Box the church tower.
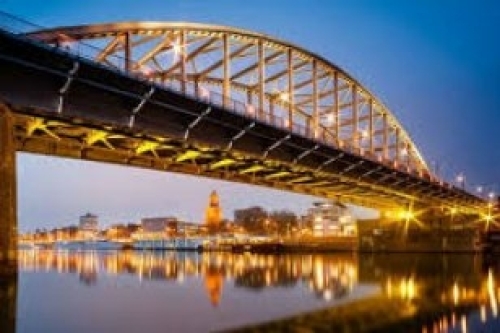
[205,190,222,228]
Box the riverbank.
[222,295,478,333]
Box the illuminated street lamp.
[279,92,289,102]
[324,113,335,126]
[456,173,465,190]
[172,41,182,55]
[198,86,210,100]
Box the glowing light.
[488,269,498,317]
[284,118,290,128]
[279,92,289,102]
[386,278,392,298]
[400,147,408,156]
[199,86,210,100]
[477,186,483,193]
[480,304,487,323]
[56,34,75,50]
[246,104,255,115]
[461,315,467,333]
[456,174,464,183]
[399,277,417,300]
[139,65,154,78]
[450,207,458,215]
[398,210,414,220]
[453,282,459,305]
[360,129,369,139]
[489,192,496,199]
[172,41,182,55]
[325,113,335,125]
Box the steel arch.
[29,21,429,175]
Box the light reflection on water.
[1,251,500,332]
[14,250,372,333]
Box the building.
[141,217,178,238]
[205,190,222,229]
[79,213,99,240]
[308,202,356,237]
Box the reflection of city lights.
[441,316,449,331]
[488,269,498,317]
[461,315,467,333]
[19,250,359,306]
[453,282,459,305]
[386,278,392,298]
[398,277,416,300]
[314,260,324,290]
[323,289,332,301]
[265,270,271,286]
[480,304,487,323]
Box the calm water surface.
[2,250,500,332]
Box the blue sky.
[2,0,499,230]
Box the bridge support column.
[0,104,17,276]
[0,273,17,333]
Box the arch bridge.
[0,17,486,267]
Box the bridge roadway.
[0,28,483,209]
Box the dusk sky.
[2,0,499,231]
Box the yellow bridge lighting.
[398,210,414,220]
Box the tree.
[234,206,268,234]
[269,210,298,235]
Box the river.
[1,250,500,332]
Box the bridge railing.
[0,11,459,190]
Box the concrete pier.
[0,104,17,276]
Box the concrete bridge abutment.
[0,104,17,276]
[0,273,17,333]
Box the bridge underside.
[0,29,483,213]
[11,107,418,209]
[5,104,478,212]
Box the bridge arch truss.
[30,22,429,176]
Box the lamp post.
[476,186,483,198]
[456,174,465,190]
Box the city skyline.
[4,0,499,230]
